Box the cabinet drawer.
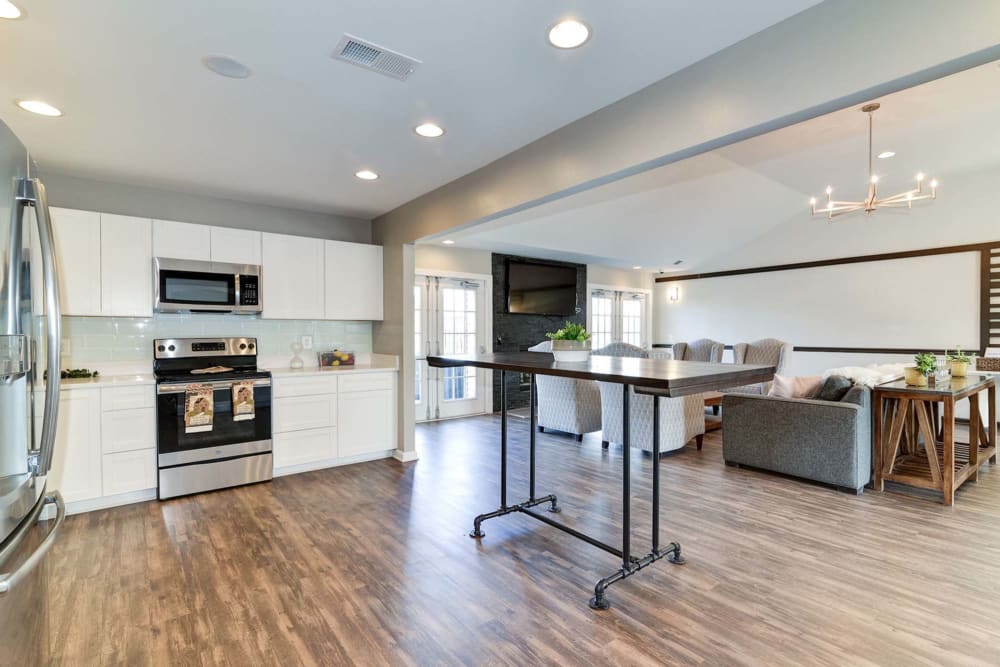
[101,407,156,454]
[338,373,394,394]
[273,395,337,433]
[273,427,337,468]
[102,386,155,412]
[102,449,156,496]
[273,375,338,398]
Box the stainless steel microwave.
[153,258,262,314]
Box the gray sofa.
[721,386,871,493]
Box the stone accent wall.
[491,253,587,410]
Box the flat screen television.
[506,260,577,315]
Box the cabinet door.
[273,428,337,468]
[325,240,382,320]
[45,389,102,504]
[210,227,262,265]
[50,207,102,316]
[262,233,325,319]
[101,407,155,454]
[337,388,394,458]
[102,450,155,495]
[101,214,152,317]
[153,220,211,261]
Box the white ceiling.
[0,1,820,219]
[443,61,1000,270]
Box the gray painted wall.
[41,171,372,243]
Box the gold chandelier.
[810,103,938,219]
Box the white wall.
[414,245,492,275]
[587,266,652,291]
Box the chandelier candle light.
[810,103,938,219]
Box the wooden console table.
[874,374,997,505]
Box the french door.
[589,288,649,349]
[415,274,490,421]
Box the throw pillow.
[767,374,823,399]
[814,375,853,402]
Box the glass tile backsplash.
[52,314,372,366]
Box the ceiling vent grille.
[331,34,421,81]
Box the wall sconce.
[668,286,680,302]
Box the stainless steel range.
[153,337,272,499]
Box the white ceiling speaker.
[332,34,421,81]
[201,55,252,79]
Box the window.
[589,288,648,349]
[590,293,614,350]
[441,285,478,401]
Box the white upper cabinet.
[100,214,152,317]
[50,207,102,316]
[153,220,211,261]
[324,240,383,320]
[262,233,325,319]
[209,227,261,265]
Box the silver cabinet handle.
[158,378,271,394]
[0,491,65,595]
[18,178,61,476]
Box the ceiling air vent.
[331,34,421,81]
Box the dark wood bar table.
[874,374,997,505]
[426,351,775,610]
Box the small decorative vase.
[551,339,591,363]
[949,361,969,377]
[290,341,304,369]
[904,366,928,387]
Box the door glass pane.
[441,285,477,401]
[591,294,613,350]
[621,297,643,347]
[414,284,423,359]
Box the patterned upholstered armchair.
[672,338,724,363]
[727,338,793,394]
[593,342,705,454]
[527,341,602,441]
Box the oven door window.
[159,270,235,306]
[157,385,271,455]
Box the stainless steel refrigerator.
[0,118,64,665]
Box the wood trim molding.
[654,242,997,283]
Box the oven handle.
[157,378,271,394]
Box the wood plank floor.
[37,415,1000,666]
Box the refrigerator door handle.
[0,492,65,596]
[18,178,62,475]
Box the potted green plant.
[904,352,937,387]
[546,322,592,362]
[946,348,971,377]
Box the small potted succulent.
[904,352,937,387]
[946,348,971,378]
[546,322,592,362]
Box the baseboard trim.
[393,449,419,463]
[43,488,158,518]
[274,450,395,477]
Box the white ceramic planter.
[551,339,591,363]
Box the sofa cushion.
[767,374,822,399]
[814,375,853,402]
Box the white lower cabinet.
[101,407,155,454]
[271,371,396,474]
[273,428,337,469]
[45,389,103,504]
[102,450,156,496]
[338,389,394,458]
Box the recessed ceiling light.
[632,266,642,270]
[0,1,21,19]
[877,151,895,159]
[355,169,379,181]
[548,19,591,49]
[442,239,455,245]
[201,55,252,79]
[414,122,445,138]
[16,100,62,117]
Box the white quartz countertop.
[266,358,399,378]
[48,373,157,391]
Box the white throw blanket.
[822,363,906,387]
